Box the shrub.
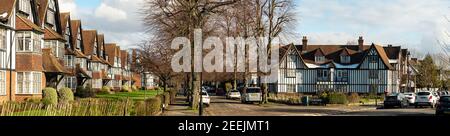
[121,85,132,92]
[347,93,360,103]
[58,87,74,103]
[145,97,162,115]
[42,87,58,106]
[225,83,233,92]
[131,85,138,92]
[98,86,112,95]
[327,92,348,104]
[25,97,41,104]
[75,86,96,98]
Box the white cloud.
[94,3,127,22]
[59,0,146,49]
[295,0,450,54]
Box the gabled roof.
[0,0,16,22]
[59,12,70,34]
[70,20,82,49]
[36,0,49,27]
[280,43,395,70]
[82,30,97,55]
[121,50,128,68]
[383,46,401,60]
[105,43,118,65]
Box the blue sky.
[61,0,450,59]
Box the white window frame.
[64,76,77,91]
[315,56,325,63]
[16,32,42,53]
[341,55,351,63]
[0,71,6,96]
[16,72,42,94]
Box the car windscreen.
[230,90,239,93]
[417,92,430,96]
[404,94,413,96]
[246,89,261,93]
[440,97,450,102]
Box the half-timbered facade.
[15,0,46,101]
[105,43,122,91]
[271,37,399,94]
[0,0,17,102]
[70,20,91,88]
[42,0,68,90]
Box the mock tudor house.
[70,20,91,88]
[105,43,122,91]
[96,34,112,88]
[42,0,68,90]
[121,50,131,87]
[270,37,400,94]
[15,0,47,101]
[81,30,102,90]
[59,12,77,91]
[0,0,17,102]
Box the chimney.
[302,36,308,50]
[358,36,364,51]
[388,44,393,47]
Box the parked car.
[403,92,416,105]
[384,93,409,108]
[201,91,210,107]
[226,89,241,100]
[241,87,262,103]
[436,96,450,116]
[415,91,439,108]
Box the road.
[205,96,435,116]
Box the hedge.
[42,87,58,106]
[121,85,132,92]
[327,92,348,104]
[75,86,96,98]
[145,96,162,115]
[58,87,74,103]
[99,86,112,95]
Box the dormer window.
[315,56,326,63]
[46,0,56,30]
[341,55,351,63]
[17,0,33,20]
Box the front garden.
[0,85,178,116]
[268,91,384,106]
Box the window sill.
[15,93,42,95]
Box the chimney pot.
[302,36,308,49]
[358,36,364,51]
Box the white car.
[241,87,262,103]
[226,90,241,100]
[415,91,439,108]
[403,92,416,105]
[201,91,210,106]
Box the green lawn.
[96,90,163,101]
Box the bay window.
[64,55,74,68]
[64,76,77,91]
[17,72,42,94]
[17,32,41,53]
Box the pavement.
[162,96,198,116]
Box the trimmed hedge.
[131,85,138,92]
[75,86,96,98]
[99,86,112,95]
[145,96,162,115]
[121,85,132,92]
[58,87,74,103]
[347,93,360,103]
[42,87,58,106]
[327,92,348,104]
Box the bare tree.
[142,0,238,110]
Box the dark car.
[436,96,450,116]
[384,93,409,108]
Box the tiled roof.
[44,27,65,41]
[36,0,49,27]
[60,12,70,34]
[70,20,81,49]
[90,55,102,63]
[280,44,394,70]
[42,48,69,73]
[16,15,44,32]
[74,49,88,58]
[0,0,16,22]
[383,46,401,60]
[121,50,128,68]
[82,30,97,55]
[105,43,117,65]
